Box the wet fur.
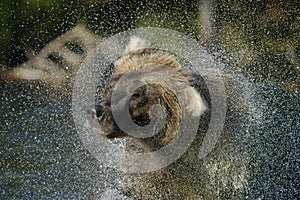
[92,37,248,199]
[97,37,207,147]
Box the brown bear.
[90,37,248,199]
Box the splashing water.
[1,28,298,199]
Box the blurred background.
[0,0,299,199]
[0,0,299,91]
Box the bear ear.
[124,36,149,54]
[182,86,207,117]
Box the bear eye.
[130,94,148,108]
[131,93,141,98]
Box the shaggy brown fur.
[97,37,206,148]
[91,37,248,199]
